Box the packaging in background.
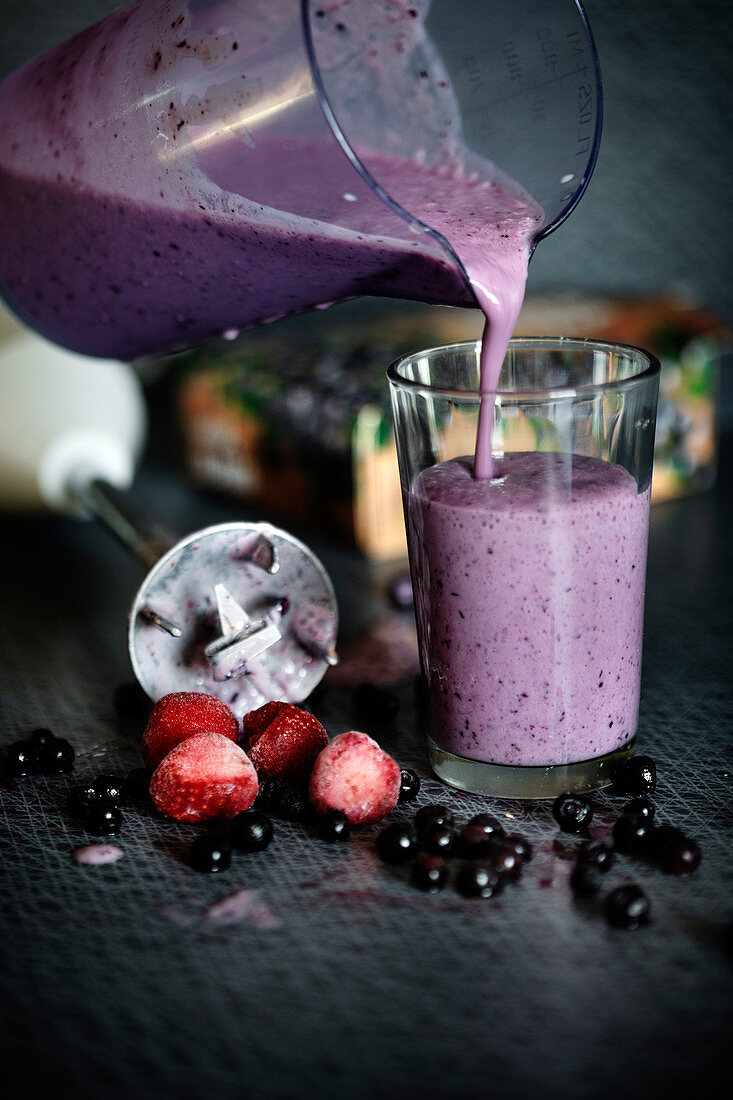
[178,294,726,562]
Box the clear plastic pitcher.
[0,0,601,360]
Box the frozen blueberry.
[271,780,312,821]
[455,861,504,899]
[190,834,231,873]
[85,802,123,836]
[252,777,281,812]
[577,839,614,873]
[490,841,523,882]
[410,855,448,893]
[91,774,130,806]
[388,573,414,610]
[610,755,657,797]
[552,793,593,833]
[657,833,702,876]
[398,769,421,804]
[503,833,533,864]
[230,809,274,852]
[68,781,99,819]
[622,796,655,821]
[4,741,38,778]
[352,683,400,722]
[421,822,456,857]
[28,728,55,752]
[605,884,650,929]
[256,778,309,820]
[415,803,455,837]
[37,737,75,775]
[570,862,603,897]
[612,812,652,855]
[376,822,420,864]
[647,823,685,859]
[466,813,505,839]
[317,809,350,843]
[455,824,496,860]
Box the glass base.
[428,736,637,799]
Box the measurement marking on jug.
[465,66,591,116]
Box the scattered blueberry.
[455,861,504,899]
[552,793,593,833]
[4,741,38,778]
[466,813,505,839]
[398,769,421,804]
[85,802,123,836]
[316,809,350,843]
[421,822,456,857]
[352,682,400,722]
[269,780,312,821]
[388,573,414,610]
[503,833,532,864]
[656,832,702,876]
[376,822,420,864]
[410,855,448,893]
[612,812,652,855]
[90,774,130,806]
[68,781,99,819]
[576,839,614,873]
[490,841,523,882]
[647,823,685,858]
[189,834,231,873]
[252,777,281,812]
[37,737,75,775]
[28,728,55,752]
[455,824,496,860]
[605,883,650,929]
[610,755,657,797]
[230,809,274,852]
[570,862,603,897]
[622,796,655,820]
[415,803,455,837]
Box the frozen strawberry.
[240,700,289,749]
[142,692,239,769]
[243,701,328,783]
[150,732,258,823]
[309,731,401,825]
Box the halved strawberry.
[142,692,239,769]
[309,731,401,825]
[243,701,328,783]
[150,732,258,823]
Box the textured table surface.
[1,390,731,1100]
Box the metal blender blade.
[75,480,338,719]
[127,521,338,720]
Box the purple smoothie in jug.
[407,452,651,767]
[0,0,539,361]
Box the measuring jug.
[0,0,601,361]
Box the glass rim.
[386,337,661,402]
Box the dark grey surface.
[0,3,731,1095]
[0,369,731,1100]
[0,0,731,321]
